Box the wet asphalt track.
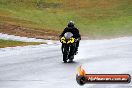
[0,37,132,88]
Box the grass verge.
[0,0,132,39]
[0,39,43,48]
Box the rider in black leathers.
[60,21,81,54]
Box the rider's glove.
[75,38,79,42]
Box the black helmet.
[67,21,74,27]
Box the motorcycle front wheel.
[63,45,69,63]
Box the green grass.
[0,0,132,38]
[0,39,43,48]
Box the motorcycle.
[60,32,77,63]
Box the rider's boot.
[75,47,78,55]
[69,55,74,62]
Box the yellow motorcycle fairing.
[60,37,75,44]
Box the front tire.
[68,44,75,61]
[63,45,69,63]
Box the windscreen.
[64,32,73,39]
